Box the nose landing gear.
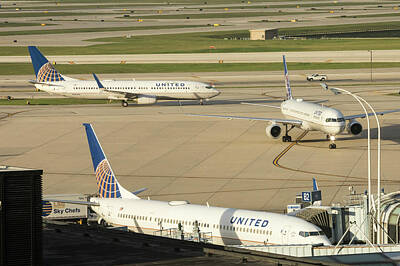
[329,135,337,149]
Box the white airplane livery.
[191,55,400,149]
[28,46,220,107]
[49,123,331,246]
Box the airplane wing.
[104,89,139,99]
[44,199,99,206]
[188,113,302,126]
[344,108,400,120]
[241,102,281,109]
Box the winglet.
[92,73,105,89]
[312,178,319,191]
[283,55,293,100]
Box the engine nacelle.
[266,124,282,139]
[136,96,157,105]
[347,119,362,135]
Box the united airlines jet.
[191,55,400,149]
[28,46,220,106]
[47,123,330,246]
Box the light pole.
[321,83,382,243]
[356,97,381,243]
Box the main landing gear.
[122,101,128,107]
[328,135,337,149]
[199,99,204,105]
[282,124,295,142]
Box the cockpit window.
[299,231,324,237]
[205,85,214,89]
[326,117,344,122]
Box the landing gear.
[328,135,337,149]
[199,99,204,105]
[122,101,128,107]
[282,124,295,142]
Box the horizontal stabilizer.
[132,187,147,195]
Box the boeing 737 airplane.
[47,123,331,246]
[190,55,400,149]
[28,46,220,106]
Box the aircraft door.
[280,225,291,244]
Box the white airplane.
[190,55,400,149]
[28,46,220,107]
[47,123,331,246]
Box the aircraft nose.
[214,89,221,97]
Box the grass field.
[0,24,207,37]
[191,1,399,9]
[339,12,400,19]
[4,29,400,56]
[2,62,400,76]
[20,0,316,3]
[0,22,50,27]
[0,11,103,18]
[0,98,111,105]
[124,11,320,19]
[279,21,400,35]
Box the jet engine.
[266,124,282,139]
[347,119,362,135]
[136,96,157,105]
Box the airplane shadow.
[218,208,241,246]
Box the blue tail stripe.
[283,55,292,100]
[83,123,122,198]
[28,46,49,77]
[83,123,106,172]
[28,46,64,82]
[313,178,318,191]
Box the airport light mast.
[321,84,375,241]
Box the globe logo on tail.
[95,159,121,198]
[42,200,52,217]
[37,62,64,82]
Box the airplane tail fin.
[28,46,75,82]
[83,123,138,199]
[312,178,318,191]
[283,55,293,100]
[312,178,321,206]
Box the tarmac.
[0,72,398,213]
[0,0,400,214]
